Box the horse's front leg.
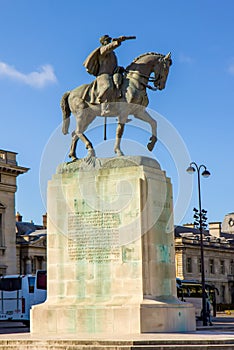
[134,109,157,151]
[78,131,96,160]
[114,122,125,156]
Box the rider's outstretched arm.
[100,40,121,55]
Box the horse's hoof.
[115,149,124,157]
[62,128,69,135]
[84,149,96,164]
[69,154,78,161]
[147,136,157,151]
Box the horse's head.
[153,52,172,90]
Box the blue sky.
[1,0,234,226]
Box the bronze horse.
[61,52,172,161]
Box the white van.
[0,271,47,325]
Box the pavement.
[196,312,234,331]
[0,312,234,343]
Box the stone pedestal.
[31,156,195,334]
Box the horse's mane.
[132,52,164,63]
[125,52,165,71]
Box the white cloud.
[0,61,57,88]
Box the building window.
[220,260,225,274]
[0,267,6,276]
[209,259,215,274]
[186,257,192,273]
[0,152,5,162]
[38,257,43,270]
[198,257,201,273]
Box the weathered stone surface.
[31,156,195,334]
[56,156,161,173]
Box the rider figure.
[83,34,133,115]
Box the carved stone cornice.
[0,164,29,176]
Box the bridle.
[125,61,165,91]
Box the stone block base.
[31,302,141,334]
[31,157,196,335]
[140,298,196,332]
[31,298,195,334]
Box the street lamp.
[186,162,211,326]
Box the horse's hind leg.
[70,113,96,161]
[114,122,125,156]
[69,129,95,161]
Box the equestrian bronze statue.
[61,35,172,161]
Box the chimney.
[43,213,47,229]
[209,222,221,237]
[16,211,22,222]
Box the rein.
[126,69,157,82]
[125,69,159,91]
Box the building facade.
[175,216,234,305]
[0,149,29,275]
[16,212,47,274]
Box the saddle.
[82,69,124,105]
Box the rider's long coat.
[83,41,121,102]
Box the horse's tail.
[60,91,71,135]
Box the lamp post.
[186,162,211,326]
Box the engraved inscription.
[68,211,121,262]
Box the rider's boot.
[116,88,122,98]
